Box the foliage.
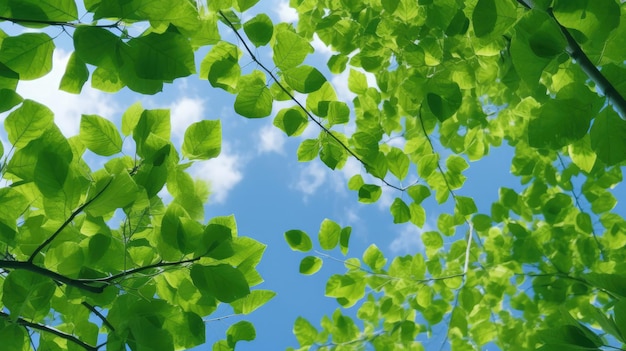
[0,0,626,350]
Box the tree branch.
[0,311,99,351]
[28,178,113,263]
[217,11,407,192]
[0,260,105,293]
[515,0,626,119]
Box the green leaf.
[243,13,273,47]
[273,29,313,70]
[390,198,411,224]
[339,227,351,255]
[226,321,256,348]
[0,33,54,80]
[456,196,477,216]
[319,218,341,250]
[191,264,250,303]
[3,0,78,22]
[2,270,56,320]
[182,120,222,160]
[59,52,88,94]
[568,135,596,172]
[80,114,123,156]
[358,184,382,203]
[348,69,368,94]
[299,256,323,275]
[297,139,319,161]
[283,65,326,93]
[34,150,69,196]
[363,244,386,270]
[472,0,516,38]
[387,147,409,180]
[85,172,139,217]
[553,0,619,43]
[121,101,144,136]
[590,108,626,166]
[0,88,22,113]
[234,71,273,118]
[4,99,53,148]
[200,41,241,93]
[327,101,350,126]
[273,107,308,136]
[128,31,195,80]
[285,229,313,252]
[293,317,318,347]
[427,82,462,121]
[615,299,626,342]
[231,290,276,314]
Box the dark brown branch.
[217,11,406,192]
[28,179,113,263]
[0,260,105,293]
[0,311,99,351]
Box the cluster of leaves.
[1,0,626,350]
[0,96,271,349]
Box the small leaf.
[226,321,255,348]
[283,65,326,93]
[273,29,313,70]
[299,256,323,275]
[182,120,222,160]
[363,244,386,270]
[358,184,382,203]
[390,198,411,223]
[339,227,351,255]
[231,290,276,314]
[285,230,313,252]
[273,107,308,136]
[59,52,89,94]
[319,218,341,250]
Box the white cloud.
[258,123,286,154]
[311,34,333,57]
[169,96,206,140]
[389,224,426,255]
[188,144,243,203]
[15,49,117,137]
[293,161,327,196]
[275,0,298,22]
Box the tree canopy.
[1,0,626,350]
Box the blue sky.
[2,1,625,350]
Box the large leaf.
[127,31,195,80]
[590,108,626,166]
[0,33,54,79]
[190,264,250,303]
[272,29,313,70]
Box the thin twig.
[81,302,115,332]
[79,256,201,283]
[217,10,406,191]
